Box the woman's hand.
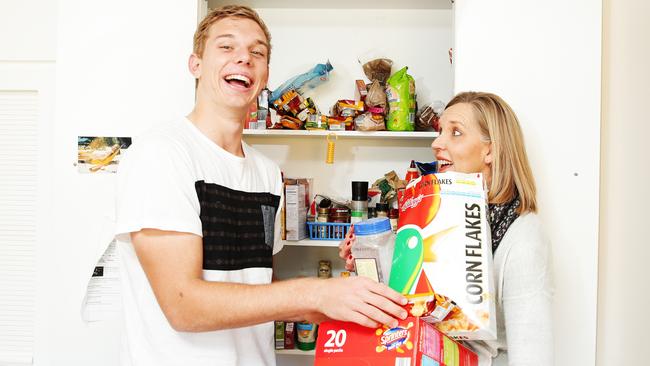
[338,225,356,271]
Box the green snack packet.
[386,66,416,131]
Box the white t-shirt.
[115,117,284,366]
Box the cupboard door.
[51,1,198,365]
[454,1,601,366]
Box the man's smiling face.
[191,17,269,110]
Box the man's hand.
[314,276,407,328]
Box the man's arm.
[132,228,407,332]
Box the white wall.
[41,1,197,365]
[0,0,58,364]
[597,0,650,364]
[0,0,57,60]
[454,1,601,365]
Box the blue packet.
[415,161,438,175]
[270,61,333,102]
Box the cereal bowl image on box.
[390,172,497,340]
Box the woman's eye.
[452,129,462,137]
[219,45,233,50]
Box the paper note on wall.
[81,239,121,322]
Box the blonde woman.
[340,91,553,365]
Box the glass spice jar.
[389,208,399,233]
[328,207,350,239]
[318,260,332,279]
[376,203,389,218]
[317,207,329,238]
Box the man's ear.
[188,54,201,78]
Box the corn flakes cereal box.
[389,172,497,340]
[315,316,478,366]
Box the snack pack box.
[284,178,312,241]
[314,316,478,366]
[390,172,497,340]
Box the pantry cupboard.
[43,0,600,365]
[210,2,455,364]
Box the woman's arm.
[501,227,554,365]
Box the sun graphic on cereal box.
[375,322,414,354]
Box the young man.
[114,5,407,366]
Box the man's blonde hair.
[193,5,272,62]
[446,92,537,214]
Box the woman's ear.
[483,142,493,165]
[188,54,201,78]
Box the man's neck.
[187,100,246,157]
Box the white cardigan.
[468,213,554,366]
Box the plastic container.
[307,222,351,240]
[351,218,395,283]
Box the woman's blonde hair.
[193,5,272,62]
[446,92,537,214]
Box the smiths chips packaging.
[389,172,497,340]
[315,316,478,366]
[386,66,416,131]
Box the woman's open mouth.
[437,159,453,172]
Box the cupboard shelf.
[275,349,315,356]
[243,129,438,139]
[209,0,453,10]
[281,239,339,248]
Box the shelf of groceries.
[243,129,438,139]
[244,59,444,138]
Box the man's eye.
[219,45,233,50]
[251,50,265,57]
[452,129,462,137]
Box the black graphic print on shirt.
[195,181,280,271]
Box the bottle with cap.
[405,160,420,183]
[350,181,368,224]
[351,217,395,283]
[389,208,399,233]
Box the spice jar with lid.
[328,207,350,239]
[375,202,389,218]
[317,207,329,238]
[318,260,332,279]
[389,208,399,233]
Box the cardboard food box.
[283,178,312,241]
[274,321,285,350]
[391,172,497,340]
[315,316,478,366]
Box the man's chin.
[220,95,254,110]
